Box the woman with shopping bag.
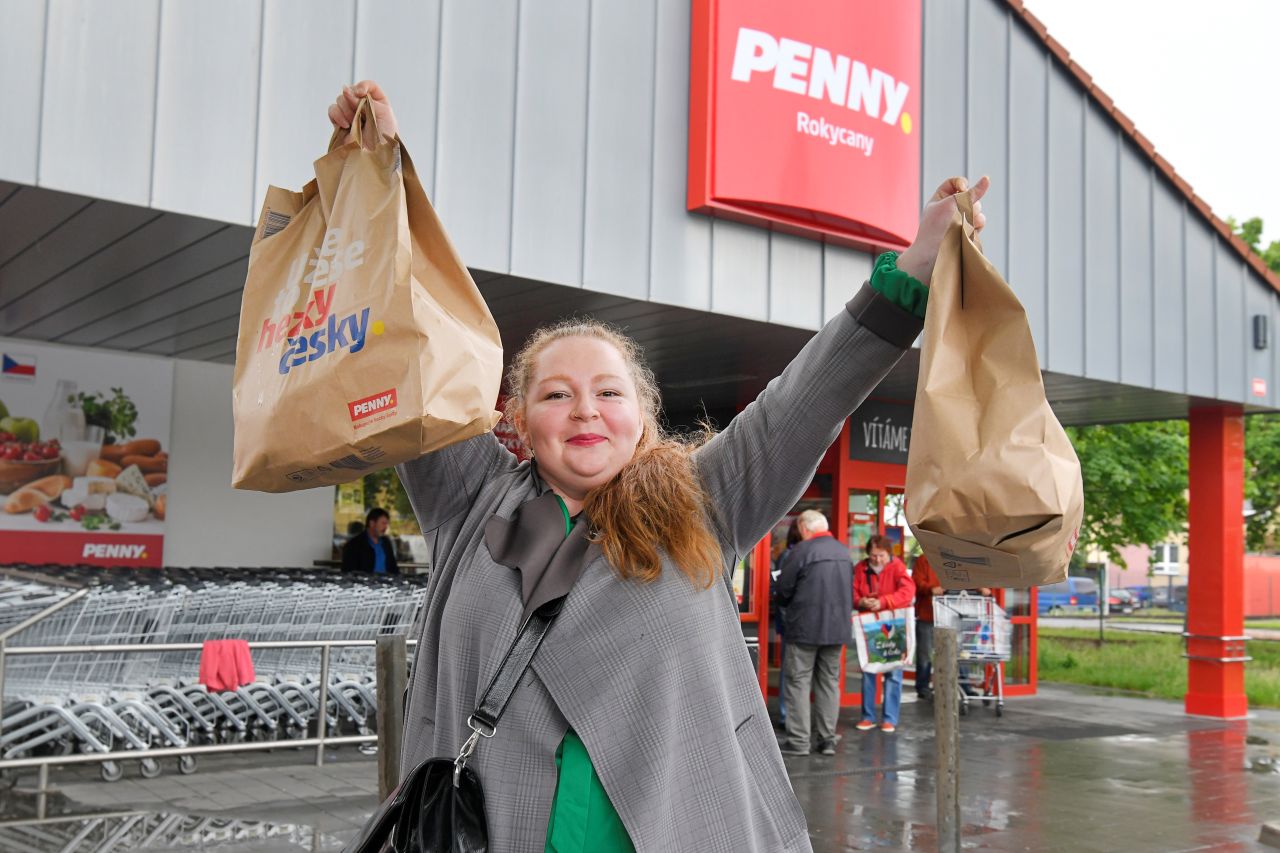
[331,82,988,853]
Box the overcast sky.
[1023,0,1280,246]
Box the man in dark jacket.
[341,507,400,575]
[775,509,854,756]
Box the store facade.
[3,0,1278,716]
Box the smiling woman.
[501,319,721,588]
[329,79,988,853]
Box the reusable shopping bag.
[905,190,1083,589]
[232,98,503,492]
[853,608,915,673]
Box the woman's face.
[521,336,644,501]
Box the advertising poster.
[0,339,174,568]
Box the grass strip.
[1038,628,1280,708]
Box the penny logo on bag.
[349,388,398,423]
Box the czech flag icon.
[1,353,36,379]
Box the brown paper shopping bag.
[904,191,1083,588]
[232,98,502,492]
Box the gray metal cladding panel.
[1045,72,1084,375]
[1083,104,1119,383]
[0,201,159,325]
[44,225,248,346]
[508,0,589,288]
[254,0,355,219]
[1117,141,1154,388]
[173,335,239,363]
[710,219,768,320]
[152,0,260,225]
[823,245,872,325]
[433,0,518,274]
[1006,22,1047,360]
[2,213,226,337]
[0,0,45,186]
[966,0,1008,278]
[353,0,442,198]
[922,0,967,208]
[1215,243,1246,400]
[40,0,160,207]
[1274,291,1280,409]
[1151,180,1185,392]
[118,289,243,353]
[0,185,90,268]
[649,0,711,312]
[1183,216,1215,397]
[583,1,658,299]
[59,252,248,348]
[768,232,823,330]
[1245,270,1274,407]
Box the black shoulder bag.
[344,597,565,853]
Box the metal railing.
[1181,631,1253,664]
[0,637,415,787]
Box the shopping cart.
[933,593,1012,717]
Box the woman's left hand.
[896,175,990,286]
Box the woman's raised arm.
[695,177,989,558]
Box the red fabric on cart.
[199,639,256,690]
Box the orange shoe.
[855,720,876,732]
[880,722,897,734]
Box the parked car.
[1107,588,1138,614]
[1037,577,1100,615]
[1150,584,1188,612]
[1123,586,1154,608]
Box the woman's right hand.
[328,80,400,140]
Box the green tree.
[1226,215,1280,274]
[361,468,417,527]
[1065,421,1188,565]
[1246,414,1280,551]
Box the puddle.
[1246,734,1271,746]
[1248,756,1280,774]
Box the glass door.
[847,489,880,557]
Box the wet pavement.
[1,684,1277,851]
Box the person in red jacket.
[911,553,944,700]
[853,535,916,733]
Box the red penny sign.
[688,0,923,249]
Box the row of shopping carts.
[0,811,345,852]
[0,564,427,781]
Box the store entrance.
[742,406,1039,717]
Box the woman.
[852,535,916,733]
[330,82,988,852]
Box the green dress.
[541,254,923,851]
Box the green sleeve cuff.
[869,251,928,319]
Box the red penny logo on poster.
[688,0,922,248]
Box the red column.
[1185,405,1248,718]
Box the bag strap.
[452,596,565,786]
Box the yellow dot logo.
[900,112,913,135]
[372,320,385,336]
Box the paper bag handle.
[952,189,984,254]
[327,95,383,153]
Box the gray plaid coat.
[397,282,922,852]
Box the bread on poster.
[5,488,49,514]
